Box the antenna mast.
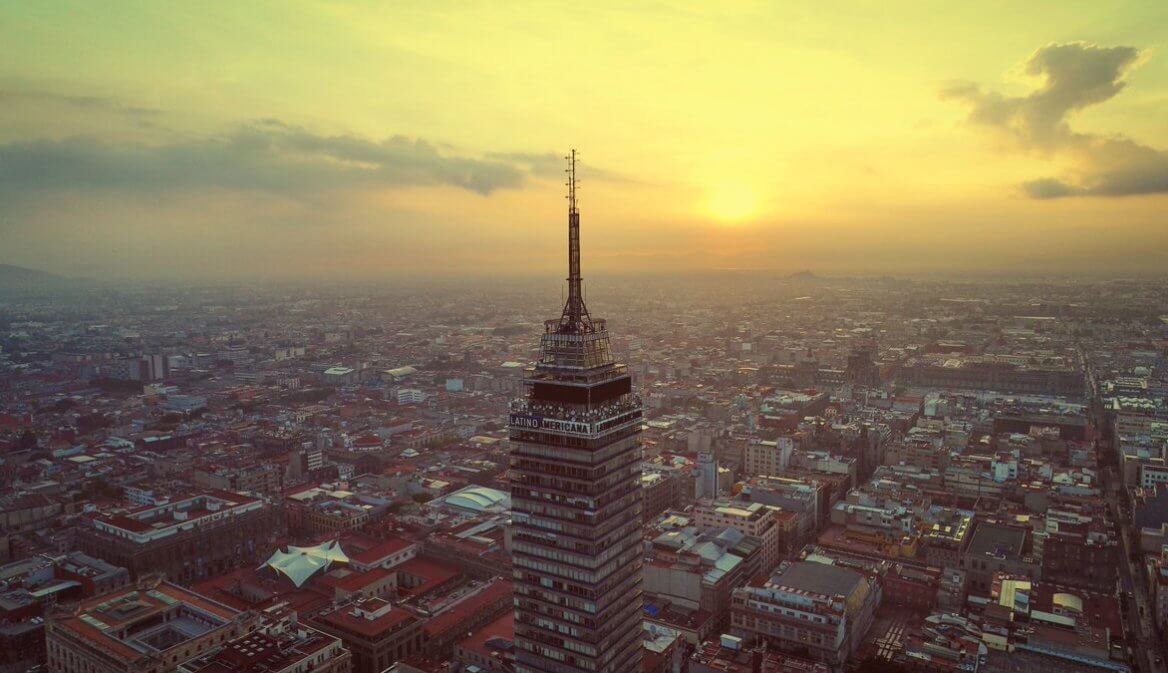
[560,149,592,332]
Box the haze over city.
[3,2,1167,281]
[5,6,1168,673]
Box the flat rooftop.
[965,522,1027,560]
[769,561,864,598]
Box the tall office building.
[509,150,645,673]
[695,452,719,499]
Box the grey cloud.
[0,122,529,197]
[0,87,163,117]
[943,42,1168,199]
[1021,178,1082,199]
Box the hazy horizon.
[3,2,1167,281]
[7,262,1168,292]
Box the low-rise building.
[694,501,782,577]
[45,579,258,673]
[960,521,1037,596]
[310,597,423,673]
[730,561,880,667]
[902,612,987,673]
[179,613,352,673]
[644,518,759,633]
[77,490,279,583]
[450,611,513,673]
[0,551,130,670]
[689,635,830,673]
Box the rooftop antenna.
[560,148,593,333]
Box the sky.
[1,1,1167,281]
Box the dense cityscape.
[3,5,1168,673]
[2,253,1168,673]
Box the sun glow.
[706,183,760,223]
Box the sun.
[706,183,759,223]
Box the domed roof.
[442,486,510,513]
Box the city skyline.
[3,223,1167,671]
[6,5,1168,673]
[3,2,1168,281]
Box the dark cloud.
[0,121,529,198]
[0,87,163,117]
[1020,178,1082,199]
[943,42,1168,199]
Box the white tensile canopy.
[264,539,349,587]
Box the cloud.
[943,42,1168,199]
[1020,177,1082,199]
[486,150,635,183]
[485,151,565,178]
[0,121,530,198]
[0,86,163,117]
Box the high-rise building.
[509,150,645,673]
[695,452,719,500]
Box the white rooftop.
[264,540,349,588]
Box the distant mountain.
[0,264,88,295]
[788,270,819,280]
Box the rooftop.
[313,596,417,639]
[52,581,240,665]
[438,485,510,513]
[179,627,342,673]
[457,610,514,659]
[767,560,865,599]
[966,521,1027,560]
[264,539,349,588]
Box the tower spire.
[561,148,592,333]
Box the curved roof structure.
[1052,592,1083,613]
[265,540,349,588]
[442,486,510,513]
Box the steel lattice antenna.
[560,148,593,333]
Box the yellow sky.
[1,1,1166,279]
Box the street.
[1103,464,1166,673]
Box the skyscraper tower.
[509,150,645,673]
